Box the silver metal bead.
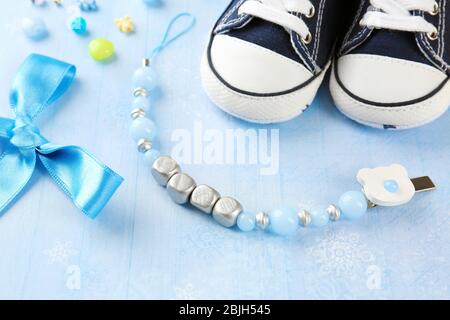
[326,205,341,222]
[298,209,312,227]
[142,58,151,67]
[190,185,221,214]
[151,156,181,186]
[166,173,196,205]
[133,87,149,97]
[212,197,242,228]
[255,211,270,230]
[137,139,152,153]
[130,108,146,119]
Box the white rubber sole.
[200,53,329,124]
[329,64,450,130]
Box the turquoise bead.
[237,211,256,232]
[144,149,160,165]
[268,207,299,237]
[132,96,151,112]
[143,0,162,6]
[133,67,158,91]
[130,117,157,142]
[338,191,368,220]
[384,179,399,193]
[310,206,330,227]
[70,16,87,35]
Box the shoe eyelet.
[306,6,315,18]
[429,2,439,15]
[301,33,313,44]
[427,30,439,41]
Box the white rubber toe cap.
[209,34,313,94]
[335,54,448,104]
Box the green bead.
[89,38,115,61]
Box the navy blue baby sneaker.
[330,0,450,129]
[201,0,351,123]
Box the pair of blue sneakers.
[201,0,450,129]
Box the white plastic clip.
[357,164,435,207]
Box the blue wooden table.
[0,0,449,299]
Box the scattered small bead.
[115,16,135,33]
[89,38,115,61]
[237,211,257,232]
[298,209,311,227]
[22,17,48,40]
[78,0,97,11]
[130,117,158,142]
[309,206,330,227]
[144,149,161,165]
[268,207,299,236]
[384,179,399,193]
[143,0,162,7]
[31,0,46,6]
[326,204,341,221]
[133,67,158,92]
[69,16,87,35]
[338,190,368,220]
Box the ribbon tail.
[37,144,123,219]
[0,145,36,214]
[0,118,14,139]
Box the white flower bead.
[357,164,415,207]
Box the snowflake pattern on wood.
[307,230,376,278]
[43,241,78,266]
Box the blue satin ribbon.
[0,54,123,219]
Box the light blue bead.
[237,211,256,232]
[268,207,299,237]
[132,96,151,112]
[150,138,160,150]
[338,191,368,220]
[22,17,48,41]
[144,149,160,165]
[130,117,157,142]
[70,16,87,35]
[310,206,330,227]
[133,67,158,91]
[384,179,399,193]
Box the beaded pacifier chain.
[128,13,436,237]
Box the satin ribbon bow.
[0,54,123,218]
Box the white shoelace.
[360,0,439,37]
[238,0,315,43]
